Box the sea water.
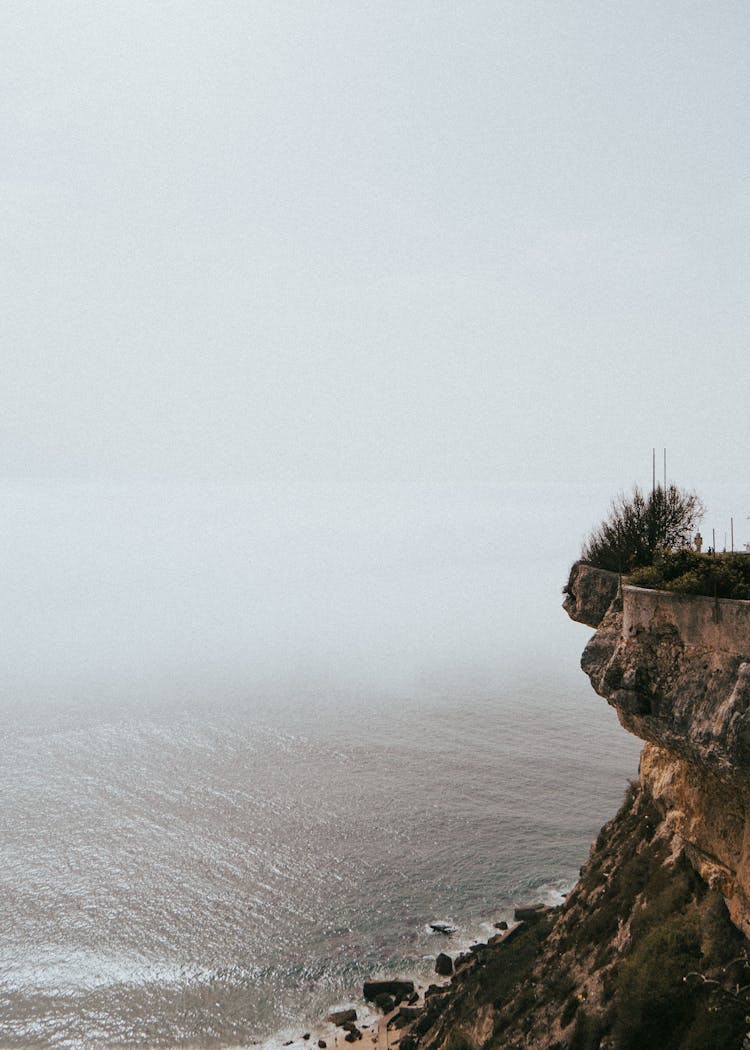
[0,482,641,1047]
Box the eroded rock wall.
[407,563,750,1050]
[566,560,750,937]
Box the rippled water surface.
[0,682,639,1048]
[0,481,642,1047]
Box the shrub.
[614,913,701,1049]
[581,484,704,572]
[628,551,750,600]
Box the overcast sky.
[3,3,750,699]
[4,0,749,492]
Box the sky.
[3,2,750,697]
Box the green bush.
[614,913,701,1049]
[628,551,750,600]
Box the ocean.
[0,482,641,1047]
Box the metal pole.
[663,448,666,489]
[652,448,656,496]
[731,518,734,552]
[713,528,716,553]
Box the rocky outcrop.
[573,565,750,939]
[563,562,620,628]
[412,779,749,1050]
[402,562,750,1049]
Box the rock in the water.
[318,1042,327,1048]
[327,1009,357,1027]
[429,922,455,935]
[494,920,508,930]
[343,1026,362,1042]
[363,979,414,1003]
[373,992,396,1013]
[434,952,453,976]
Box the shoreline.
[258,891,569,1050]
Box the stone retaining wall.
[622,584,750,656]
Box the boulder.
[388,1007,423,1030]
[429,922,455,935]
[434,952,453,976]
[373,993,396,1014]
[343,1027,362,1043]
[318,1042,327,1049]
[363,979,415,1003]
[494,920,508,931]
[327,1009,357,1027]
[513,903,546,922]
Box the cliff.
[397,562,750,1050]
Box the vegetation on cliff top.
[581,484,704,573]
[628,549,750,600]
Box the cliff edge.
[402,562,750,1050]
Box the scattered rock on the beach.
[327,1009,357,1026]
[302,1035,310,1041]
[318,1041,327,1048]
[513,903,546,921]
[434,952,453,976]
[494,920,508,930]
[388,1006,423,1030]
[363,979,414,1004]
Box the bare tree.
[582,484,705,572]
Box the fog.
[2,479,605,705]
[3,2,749,706]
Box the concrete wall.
[623,584,750,657]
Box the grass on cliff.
[628,549,750,600]
[548,785,748,1050]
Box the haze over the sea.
[2,1,749,1046]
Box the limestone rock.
[562,561,620,628]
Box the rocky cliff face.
[565,560,750,940]
[405,562,750,1050]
